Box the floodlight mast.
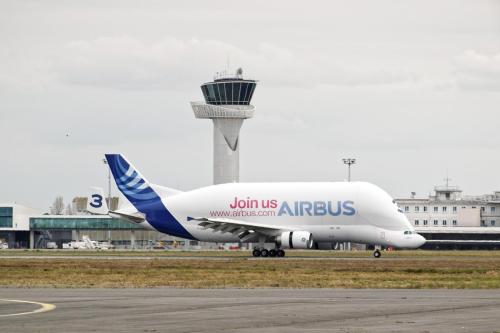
[342,158,356,182]
[102,158,111,242]
[342,158,356,251]
[191,68,257,184]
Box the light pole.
[342,158,356,182]
[342,158,356,252]
[103,159,111,243]
[102,159,112,208]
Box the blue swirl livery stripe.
[105,154,195,240]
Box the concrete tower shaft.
[190,69,257,184]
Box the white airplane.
[88,154,425,258]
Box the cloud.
[454,50,500,91]
[52,36,417,90]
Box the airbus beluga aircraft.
[88,154,426,258]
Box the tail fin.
[104,154,158,206]
[87,187,109,215]
[104,153,194,239]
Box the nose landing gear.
[373,249,381,258]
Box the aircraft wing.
[189,217,295,242]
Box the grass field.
[1,250,500,288]
[2,249,500,257]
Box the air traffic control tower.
[191,69,257,184]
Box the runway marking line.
[0,299,56,317]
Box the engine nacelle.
[278,231,313,249]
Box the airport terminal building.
[0,203,204,249]
[396,185,500,249]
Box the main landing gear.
[252,248,286,257]
[373,249,381,258]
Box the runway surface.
[1,289,499,332]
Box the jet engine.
[277,231,313,249]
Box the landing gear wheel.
[373,249,381,258]
[268,249,277,257]
[261,249,269,257]
[277,249,285,257]
[252,249,261,257]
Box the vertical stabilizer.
[104,154,157,206]
[87,187,109,215]
[103,153,194,239]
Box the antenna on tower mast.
[444,175,452,187]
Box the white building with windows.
[395,185,500,249]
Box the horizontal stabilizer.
[109,210,146,224]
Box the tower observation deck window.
[224,83,233,102]
[240,82,249,102]
[219,83,227,102]
[201,80,256,105]
[214,84,221,101]
[233,83,241,102]
[204,84,215,103]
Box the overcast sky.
[1,0,500,210]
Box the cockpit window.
[404,231,416,235]
[393,199,405,213]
